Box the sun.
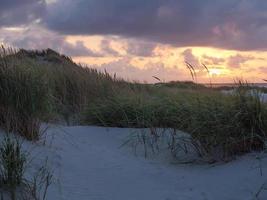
[209,68,222,76]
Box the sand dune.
[16,125,267,200]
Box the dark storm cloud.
[44,0,267,50]
[0,0,46,27]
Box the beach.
[8,125,266,200]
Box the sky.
[0,0,267,83]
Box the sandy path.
[40,126,267,200]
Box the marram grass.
[0,46,266,161]
[84,85,267,161]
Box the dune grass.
[0,137,26,190]
[84,84,267,161]
[0,46,266,161]
[0,47,126,139]
[0,48,51,140]
[0,135,53,200]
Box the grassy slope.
[0,47,266,161]
[0,47,126,138]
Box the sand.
[9,125,266,200]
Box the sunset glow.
[1,0,267,83]
[1,2,267,199]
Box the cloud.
[62,41,102,57]
[94,37,157,57]
[0,25,101,57]
[100,39,120,56]
[0,24,157,58]
[96,57,184,82]
[126,39,156,57]
[182,49,200,67]
[0,0,46,27]
[202,55,225,65]
[44,0,267,50]
[227,54,254,68]
[259,66,267,73]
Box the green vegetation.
[0,137,26,189]
[84,84,267,161]
[0,48,51,140]
[155,80,207,90]
[0,136,52,200]
[0,46,266,162]
[0,46,126,139]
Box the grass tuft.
[84,83,267,161]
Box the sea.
[204,83,267,88]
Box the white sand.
[262,93,267,102]
[2,125,267,200]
